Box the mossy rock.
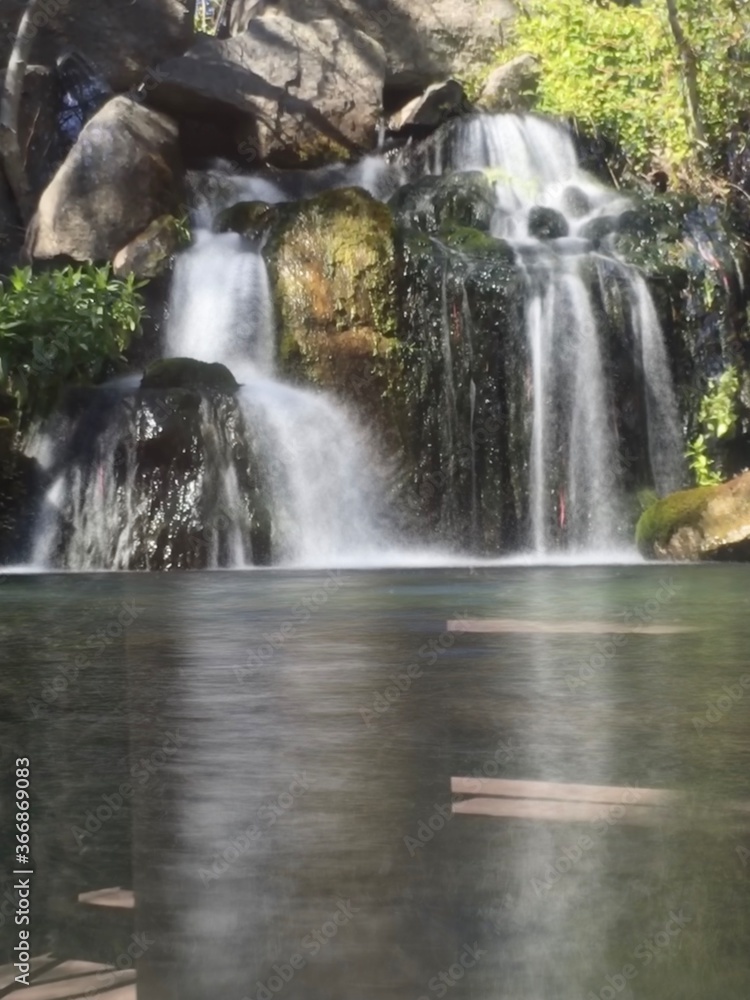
[439,225,515,259]
[390,172,495,236]
[215,201,276,241]
[636,471,750,560]
[141,358,239,392]
[264,186,398,373]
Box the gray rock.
[388,80,471,132]
[148,14,387,167]
[478,54,541,113]
[28,97,184,262]
[28,0,193,91]
[223,0,517,88]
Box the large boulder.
[636,472,750,560]
[477,54,541,112]
[27,96,184,262]
[26,0,193,91]
[148,15,387,167]
[263,187,401,420]
[224,1,517,90]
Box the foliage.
[686,366,739,485]
[504,0,750,176]
[0,264,145,412]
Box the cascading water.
[165,229,389,567]
[403,113,684,555]
[21,112,687,569]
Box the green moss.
[141,358,239,392]
[635,484,714,554]
[264,187,398,384]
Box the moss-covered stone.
[141,358,239,392]
[263,187,400,413]
[439,226,514,259]
[636,471,750,560]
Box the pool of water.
[3,565,750,999]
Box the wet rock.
[562,186,592,219]
[390,172,496,235]
[0,453,42,564]
[264,187,399,417]
[477,54,541,113]
[528,206,568,240]
[141,358,239,392]
[148,15,386,168]
[636,471,750,560]
[28,97,184,262]
[215,202,276,241]
[578,215,619,246]
[114,215,181,279]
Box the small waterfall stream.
[405,113,684,555]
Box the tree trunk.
[665,0,707,148]
[0,0,44,224]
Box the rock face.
[113,216,181,280]
[477,54,541,112]
[388,80,472,133]
[149,15,387,167]
[636,472,750,560]
[29,0,193,91]
[224,0,516,90]
[27,97,184,262]
[264,187,400,419]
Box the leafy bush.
[686,366,739,485]
[0,264,145,412]
[504,0,749,176]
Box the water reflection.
[3,567,750,999]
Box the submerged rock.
[141,358,239,392]
[28,97,184,262]
[390,171,496,234]
[636,472,750,560]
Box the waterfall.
[404,113,684,555]
[167,231,389,568]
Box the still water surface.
[3,566,750,1000]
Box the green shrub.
[686,366,739,485]
[0,264,145,413]
[505,0,749,176]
